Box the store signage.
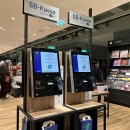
[23,0,59,22]
[115,40,122,44]
[108,38,130,46]
[82,50,87,52]
[48,46,55,49]
[68,11,93,29]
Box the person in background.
[91,60,103,102]
[91,60,103,82]
[12,62,17,76]
[0,60,11,99]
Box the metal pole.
[107,94,110,118]
[16,106,19,130]
[103,105,106,130]
[63,52,65,105]
[88,8,92,54]
[23,14,28,112]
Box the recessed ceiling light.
[12,17,15,20]
[33,34,36,36]
[0,27,5,30]
[46,26,51,29]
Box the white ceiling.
[0,0,130,54]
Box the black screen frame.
[30,47,62,97]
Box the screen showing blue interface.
[72,54,91,72]
[33,51,59,73]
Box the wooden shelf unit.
[67,101,103,110]
[92,91,109,96]
[29,106,73,119]
[17,105,76,130]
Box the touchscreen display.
[33,51,59,73]
[72,54,91,72]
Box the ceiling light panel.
[11,17,15,20]
[0,27,5,30]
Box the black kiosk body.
[68,51,93,93]
[30,47,63,98]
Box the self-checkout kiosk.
[67,51,93,93]
[30,47,63,98]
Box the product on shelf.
[120,50,128,58]
[42,120,58,130]
[107,76,130,91]
[120,59,128,66]
[113,59,121,66]
[128,50,130,57]
[128,59,130,66]
[79,113,92,130]
[22,117,30,130]
[109,69,118,77]
[111,50,119,58]
[108,68,130,90]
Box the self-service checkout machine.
[67,51,93,93]
[65,51,104,130]
[30,47,63,98]
[24,48,75,130]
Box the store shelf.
[108,88,130,107]
[92,91,109,96]
[67,101,103,110]
[108,39,130,107]
[29,106,73,119]
[66,101,106,130]
[17,105,76,130]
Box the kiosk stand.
[17,1,77,130]
[66,8,106,130]
[64,52,106,130]
[17,50,76,130]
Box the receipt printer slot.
[47,82,54,86]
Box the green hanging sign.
[48,46,55,49]
[82,50,87,52]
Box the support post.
[23,14,28,112]
[16,106,19,130]
[88,8,92,54]
[104,105,106,130]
